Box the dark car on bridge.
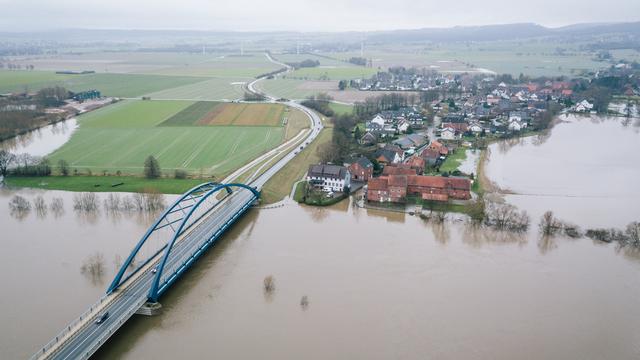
[95,312,109,325]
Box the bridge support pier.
[136,302,163,316]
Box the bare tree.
[34,195,47,217]
[484,202,530,232]
[0,149,16,177]
[49,197,64,217]
[80,252,105,285]
[539,211,560,236]
[73,192,99,212]
[625,222,640,247]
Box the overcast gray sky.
[1,0,639,32]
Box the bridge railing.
[29,293,109,360]
[78,296,148,360]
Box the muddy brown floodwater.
[1,114,640,359]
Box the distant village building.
[306,164,351,192]
[440,127,457,140]
[575,100,594,112]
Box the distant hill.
[2,22,640,45]
[366,22,640,43]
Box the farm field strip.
[143,77,248,101]
[160,101,222,126]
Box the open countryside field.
[285,66,377,80]
[9,52,219,73]
[0,71,208,97]
[272,53,349,67]
[327,40,608,77]
[160,102,286,126]
[202,103,285,126]
[144,53,282,78]
[143,77,247,100]
[256,78,416,103]
[48,100,288,176]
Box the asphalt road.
[35,56,323,360]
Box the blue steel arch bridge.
[32,182,261,360]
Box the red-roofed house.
[382,164,417,176]
[407,156,426,174]
[407,175,471,201]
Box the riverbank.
[4,175,206,194]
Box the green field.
[0,71,208,97]
[327,40,609,77]
[255,78,319,100]
[286,66,377,80]
[160,101,221,126]
[328,102,354,115]
[143,77,247,100]
[48,100,285,176]
[144,53,281,78]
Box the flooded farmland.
[1,114,640,359]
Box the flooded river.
[1,114,640,359]
[486,114,640,228]
[0,118,78,157]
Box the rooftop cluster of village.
[300,61,640,208]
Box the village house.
[428,140,449,156]
[575,99,594,112]
[406,156,426,174]
[440,127,457,140]
[359,132,378,146]
[420,148,441,167]
[366,175,471,203]
[306,164,351,193]
[373,148,402,165]
[346,157,374,182]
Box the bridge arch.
[147,183,259,302]
[107,182,259,296]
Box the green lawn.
[328,102,354,115]
[439,149,467,172]
[47,100,284,176]
[5,176,207,194]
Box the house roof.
[408,156,426,168]
[356,157,373,169]
[420,148,440,159]
[307,164,349,180]
[407,175,471,190]
[374,148,397,162]
[387,175,408,188]
[382,165,416,176]
[367,178,388,191]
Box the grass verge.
[260,127,332,204]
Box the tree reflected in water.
[80,252,106,286]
